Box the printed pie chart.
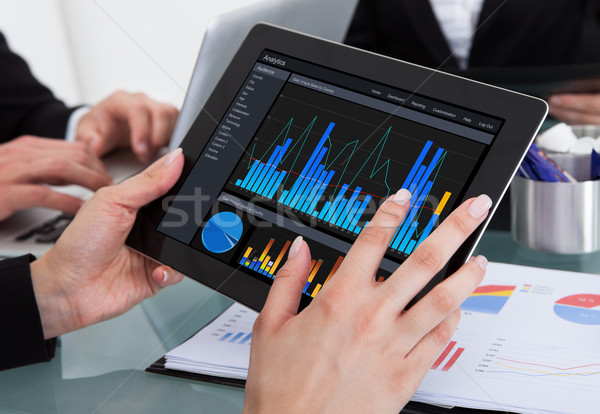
[553,294,600,325]
[201,212,244,254]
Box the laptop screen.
[156,49,504,300]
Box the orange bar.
[259,239,275,262]
[324,256,344,285]
[434,191,452,216]
[307,260,323,283]
[242,247,253,259]
[311,283,322,297]
[377,276,384,282]
[269,240,291,275]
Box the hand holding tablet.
[244,191,490,413]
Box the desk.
[1,230,599,413]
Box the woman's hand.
[30,149,185,339]
[244,190,491,414]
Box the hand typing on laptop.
[0,136,111,221]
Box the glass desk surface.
[2,230,600,414]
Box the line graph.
[226,81,485,255]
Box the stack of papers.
[164,262,600,413]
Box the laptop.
[0,150,145,258]
[169,0,359,149]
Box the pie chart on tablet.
[553,294,600,325]
[201,212,244,254]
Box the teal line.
[246,144,256,170]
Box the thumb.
[107,148,183,210]
[261,236,312,326]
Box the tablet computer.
[127,23,547,312]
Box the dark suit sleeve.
[0,32,76,143]
[0,255,57,371]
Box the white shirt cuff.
[64,106,91,142]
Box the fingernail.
[136,142,149,154]
[472,255,488,271]
[162,269,170,283]
[164,148,182,167]
[392,188,411,205]
[288,236,303,259]
[468,194,492,218]
[549,96,562,107]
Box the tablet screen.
[157,50,504,303]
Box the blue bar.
[335,187,362,227]
[416,213,441,248]
[241,160,260,189]
[347,194,371,230]
[303,281,310,293]
[249,259,258,270]
[290,147,327,208]
[279,190,289,203]
[412,148,444,202]
[342,200,362,229]
[300,168,327,213]
[257,139,292,195]
[406,240,417,254]
[266,171,286,199]
[354,226,362,233]
[306,169,335,214]
[262,170,282,198]
[330,199,348,224]
[317,201,332,219]
[220,332,232,342]
[236,179,242,186]
[325,184,349,221]
[408,165,426,194]
[296,165,325,211]
[239,333,253,345]
[416,181,434,206]
[229,332,245,343]
[239,256,246,265]
[401,141,433,189]
[392,179,434,249]
[399,221,418,252]
[249,146,281,193]
[281,122,335,205]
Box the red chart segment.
[431,341,465,372]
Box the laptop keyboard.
[15,214,74,244]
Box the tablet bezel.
[127,23,547,312]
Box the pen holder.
[510,175,600,254]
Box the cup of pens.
[511,124,600,254]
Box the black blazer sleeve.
[0,255,57,371]
[0,32,76,143]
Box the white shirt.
[429,0,485,69]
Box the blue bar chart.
[233,118,453,252]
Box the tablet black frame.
[127,23,547,312]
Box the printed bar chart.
[219,331,252,345]
[431,340,465,372]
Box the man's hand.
[0,136,112,221]
[244,190,491,414]
[548,94,600,125]
[75,91,179,163]
[30,149,185,339]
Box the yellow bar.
[269,240,291,275]
[244,260,251,266]
[307,260,323,283]
[434,192,452,215]
[324,256,344,285]
[259,239,275,262]
[260,255,271,271]
[242,247,253,260]
[311,283,322,297]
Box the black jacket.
[0,32,75,143]
[345,0,600,70]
